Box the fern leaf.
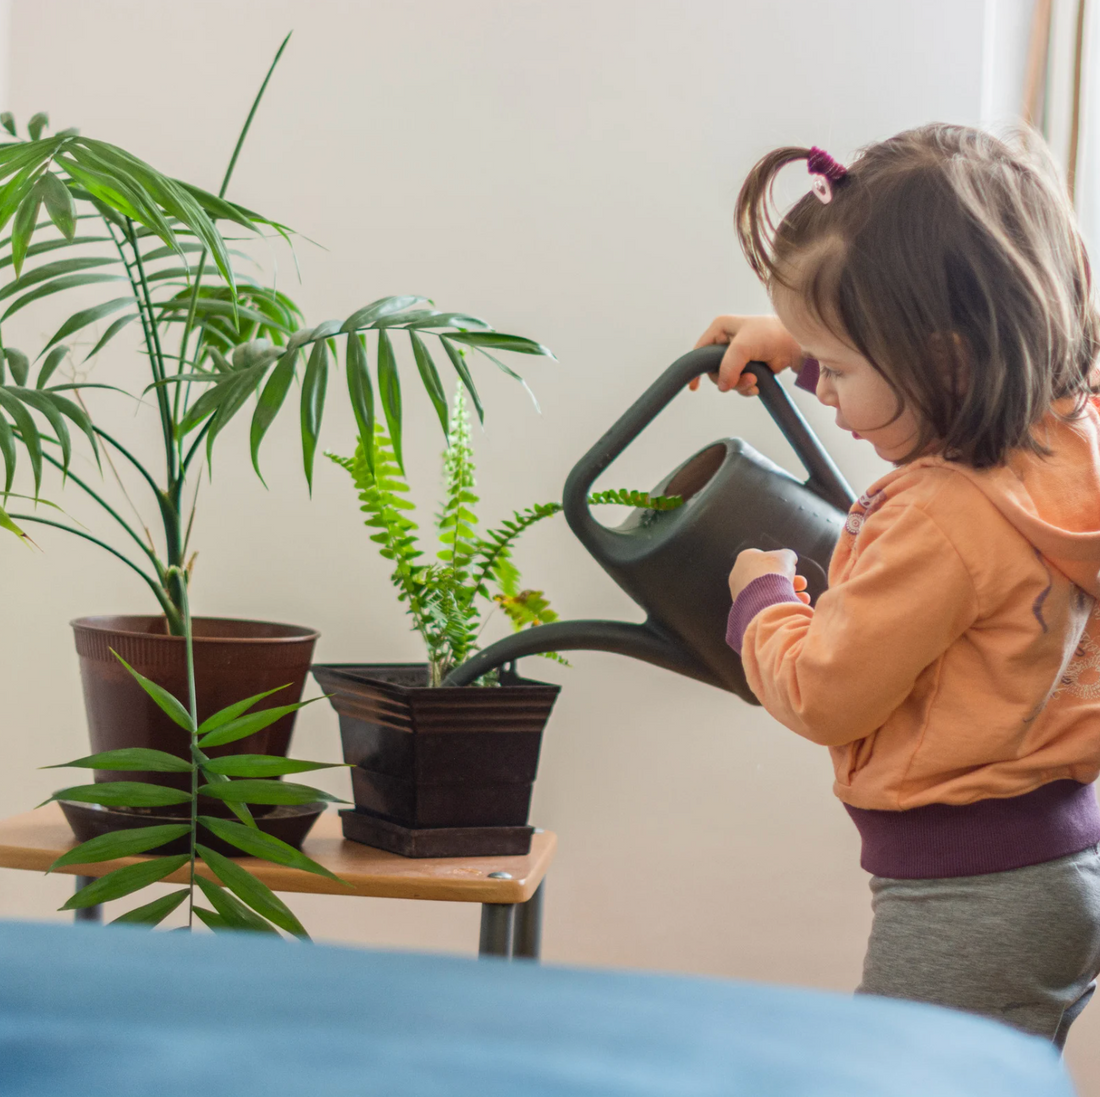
[587,488,683,511]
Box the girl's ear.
[928,332,970,399]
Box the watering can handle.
[563,345,856,537]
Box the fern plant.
[330,392,682,686]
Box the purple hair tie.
[807,146,848,204]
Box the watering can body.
[445,344,856,702]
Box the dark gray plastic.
[444,345,855,701]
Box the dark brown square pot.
[311,664,560,853]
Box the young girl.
[699,126,1100,1048]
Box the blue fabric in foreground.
[0,919,1073,1097]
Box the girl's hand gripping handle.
[691,315,804,395]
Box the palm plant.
[0,36,552,633]
[330,392,682,686]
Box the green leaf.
[0,114,15,137]
[340,295,429,332]
[38,171,76,239]
[202,755,342,778]
[299,338,328,491]
[0,412,17,491]
[82,312,139,362]
[42,297,135,353]
[0,500,27,542]
[377,328,402,472]
[193,906,232,932]
[345,334,375,473]
[10,185,43,277]
[249,348,298,481]
[60,854,189,910]
[110,888,188,927]
[194,873,280,934]
[197,685,290,735]
[409,331,448,435]
[446,330,555,358]
[111,649,194,731]
[45,781,192,809]
[4,347,29,385]
[0,387,42,492]
[49,824,191,870]
[27,113,47,141]
[440,336,484,423]
[2,272,128,323]
[198,815,345,883]
[44,747,192,773]
[36,345,69,389]
[197,843,310,938]
[9,387,71,471]
[197,698,318,749]
[196,780,345,806]
[0,256,118,304]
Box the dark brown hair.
[736,124,1100,468]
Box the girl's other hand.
[728,547,811,604]
[690,315,804,395]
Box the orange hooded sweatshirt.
[728,364,1100,878]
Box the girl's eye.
[819,364,840,379]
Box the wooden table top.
[0,804,556,905]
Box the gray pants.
[856,842,1100,1048]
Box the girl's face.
[772,286,924,464]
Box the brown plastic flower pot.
[311,663,560,857]
[71,616,320,819]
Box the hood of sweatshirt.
[888,395,1100,599]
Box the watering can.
[444,344,856,702]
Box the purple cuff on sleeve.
[725,573,803,654]
[795,357,820,392]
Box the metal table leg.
[512,880,544,961]
[73,876,102,924]
[478,903,515,958]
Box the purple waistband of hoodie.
[844,780,1100,879]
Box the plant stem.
[174,568,199,932]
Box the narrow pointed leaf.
[42,297,134,353]
[38,171,76,239]
[82,311,138,361]
[193,906,232,932]
[44,747,191,772]
[0,412,16,491]
[340,295,428,332]
[10,186,42,277]
[197,684,290,736]
[446,331,555,357]
[50,824,191,870]
[0,502,27,542]
[45,781,192,808]
[4,348,29,385]
[44,391,100,466]
[0,113,14,137]
[0,388,42,492]
[202,755,343,778]
[110,888,188,927]
[299,338,328,490]
[11,388,70,471]
[198,815,345,883]
[197,698,317,749]
[60,854,189,910]
[440,336,484,423]
[0,236,113,272]
[377,328,402,471]
[198,844,309,937]
[2,272,128,322]
[409,331,448,434]
[194,873,280,934]
[27,113,47,141]
[0,256,117,304]
[249,348,298,479]
[196,779,345,806]
[345,333,375,472]
[36,345,69,389]
[111,649,195,731]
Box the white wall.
[7,0,1097,1087]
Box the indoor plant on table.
[0,36,552,834]
[314,393,681,857]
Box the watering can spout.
[442,619,720,689]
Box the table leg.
[478,903,515,958]
[73,876,102,924]
[512,880,544,961]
